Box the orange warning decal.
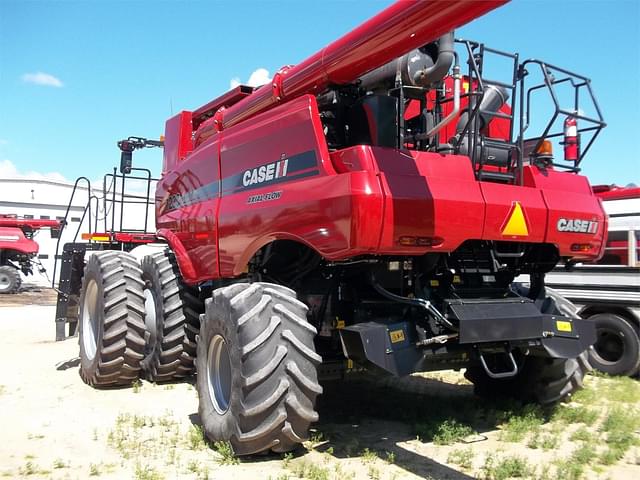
[501,201,529,237]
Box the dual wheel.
[78,249,202,386]
[77,251,322,454]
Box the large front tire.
[196,283,322,455]
[78,251,146,387]
[140,250,203,382]
[465,287,591,405]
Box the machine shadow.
[188,371,536,478]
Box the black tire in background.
[196,282,322,456]
[465,286,591,405]
[587,313,640,377]
[78,251,146,387]
[140,249,203,382]
[0,265,21,294]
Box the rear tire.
[0,265,21,294]
[196,282,322,455]
[465,286,591,405]
[140,249,203,382]
[78,251,146,387]
[587,313,640,377]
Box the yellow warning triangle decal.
[501,202,529,236]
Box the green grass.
[187,425,207,450]
[447,447,474,469]
[132,379,142,393]
[498,406,545,443]
[360,447,378,463]
[598,406,640,463]
[213,441,238,465]
[571,442,597,465]
[89,463,100,476]
[367,464,381,480]
[134,463,164,480]
[289,460,331,480]
[554,459,584,480]
[416,418,475,445]
[600,375,640,403]
[552,405,598,426]
[18,462,38,476]
[481,454,532,480]
[570,426,592,442]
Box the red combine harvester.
[0,214,60,293]
[54,0,607,455]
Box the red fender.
[156,228,198,284]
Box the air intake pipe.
[456,84,510,134]
[456,84,511,166]
[358,32,455,91]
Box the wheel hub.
[207,334,232,414]
[81,279,99,361]
[0,273,11,292]
[593,328,625,364]
[143,287,158,355]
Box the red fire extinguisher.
[563,116,579,162]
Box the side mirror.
[120,150,132,174]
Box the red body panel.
[0,227,39,255]
[155,0,605,285]
[157,94,605,284]
[523,167,605,260]
[156,136,222,282]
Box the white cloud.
[21,72,64,88]
[229,68,271,89]
[0,159,67,182]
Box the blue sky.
[1,0,638,186]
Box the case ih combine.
[53,0,608,455]
[0,214,60,293]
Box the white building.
[0,176,155,286]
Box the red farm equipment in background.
[53,0,608,456]
[545,184,640,377]
[0,214,60,293]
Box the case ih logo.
[242,159,289,187]
[557,218,599,234]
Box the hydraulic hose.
[369,272,458,331]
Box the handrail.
[51,177,92,288]
[519,59,606,168]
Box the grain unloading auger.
[54,0,606,455]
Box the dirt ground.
[0,288,639,479]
